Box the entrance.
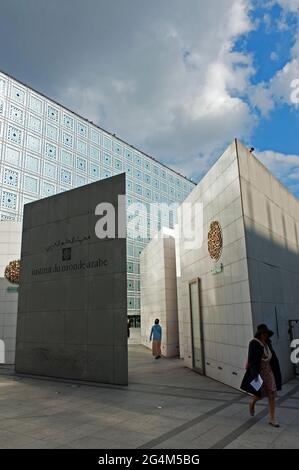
[189,278,205,374]
[289,319,299,376]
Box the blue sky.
[0,0,298,195]
[245,3,295,84]
[239,0,299,195]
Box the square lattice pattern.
[0,71,195,316]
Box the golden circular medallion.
[208,221,223,261]
[4,259,21,285]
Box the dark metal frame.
[189,278,205,375]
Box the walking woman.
[241,324,282,427]
[150,319,162,359]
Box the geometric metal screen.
[0,71,195,318]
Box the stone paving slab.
[0,345,298,449]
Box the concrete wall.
[237,141,299,382]
[140,233,179,358]
[177,141,254,389]
[0,221,22,364]
[177,140,299,389]
[15,174,128,385]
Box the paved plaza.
[0,345,298,449]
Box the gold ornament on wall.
[4,259,21,285]
[208,221,223,261]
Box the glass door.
[189,279,205,374]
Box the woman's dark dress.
[240,338,282,398]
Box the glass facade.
[0,71,195,318]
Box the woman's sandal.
[269,422,280,428]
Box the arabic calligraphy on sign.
[46,235,91,252]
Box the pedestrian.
[150,319,162,359]
[240,324,282,427]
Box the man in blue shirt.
[150,319,162,359]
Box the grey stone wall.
[15,174,128,385]
[177,141,252,389]
[140,233,179,358]
[237,141,299,382]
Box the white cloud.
[257,150,299,193]
[6,0,293,186]
[56,0,255,178]
[270,51,279,61]
[276,0,299,12]
[250,59,299,115]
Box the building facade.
[140,140,299,389]
[176,140,299,389]
[0,221,22,364]
[0,71,195,323]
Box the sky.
[0,0,298,195]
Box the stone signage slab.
[15,173,128,385]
